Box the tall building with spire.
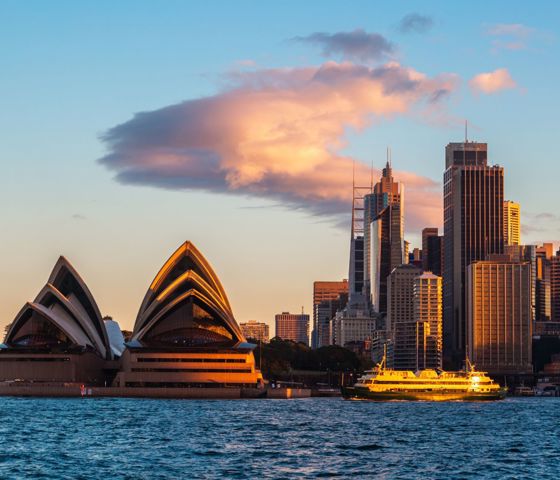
[365,156,404,313]
[443,141,504,368]
[330,166,381,349]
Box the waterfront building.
[239,320,270,343]
[115,242,263,387]
[312,280,348,348]
[422,228,443,276]
[503,200,521,246]
[467,256,532,374]
[0,257,115,384]
[275,312,309,345]
[443,141,504,368]
[367,161,404,313]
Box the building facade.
[329,314,376,348]
[422,228,443,276]
[387,264,422,370]
[467,257,532,374]
[443,141,504,368]
[413,273,443,370]
[0,257,116,384]
[239,320,270,343]
[115,242,263,388]
[503,200,521,246]
[367,161,404,313]
[275,312,309,345]
[312,280,348,348]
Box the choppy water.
[0,397,558,479]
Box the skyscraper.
[366,160,404,313]
[443,141,504,368]
[503,200,521,246]
[275,312,309,345]
[467,256,532,374]
[312,280,348,348]
[422,228,443,276]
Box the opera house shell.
[0,257,116,384]
[114,241,263,388]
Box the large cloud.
[469,68,516,94]
[100,61,458,231]
[293,29,394,62]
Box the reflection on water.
[0,397,558,479]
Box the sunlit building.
[275,312,309,345]
[443,141,504,368]
[239,320,269,343]
[114,242,263,387]
[503,200,521,246]
[387,264,422,370]
[367,161,404,313]
[413,273,443,370]
[467,256,532,374]
[0,257,116,384]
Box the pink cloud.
[100,61,456,232]
[469,68,517,94]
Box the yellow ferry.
[342,353,507,402]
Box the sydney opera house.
[0,242,263,391]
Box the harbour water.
[0,397,558,479]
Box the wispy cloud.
[398,14,434,34]
[486,23,534,52]
[469,68,517,94]
[293,29,394,62]
[99,53,458,232]
[72,213,87,220]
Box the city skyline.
[1,1,560,334]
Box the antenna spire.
[465,119,468,143]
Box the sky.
[1,0,559,333]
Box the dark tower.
[443,142,504,368]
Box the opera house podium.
[113,242,264,389]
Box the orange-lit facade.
[503,200,521,246]
[443,141,504,369]
[275,312,309,345]
[467,258,532,374]
[114,242,263,388]
[240,320,270,343]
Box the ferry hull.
[342,387,507,402]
